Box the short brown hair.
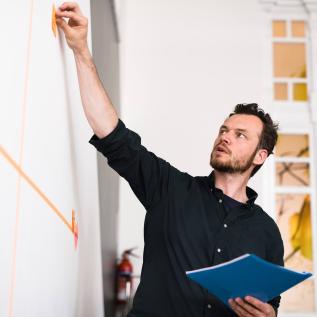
[229,103,279,177]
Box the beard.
[210,144,258,174]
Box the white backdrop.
[0,1,104,316]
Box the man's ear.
[253,149,268,166]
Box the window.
[274,133,315,312]
[260,3,317,313]
[272,20,308,102]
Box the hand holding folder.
[186,254,312,308]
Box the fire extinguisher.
[116,247,138,305]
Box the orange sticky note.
[52,4,57,37]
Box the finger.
[244,296,269,312]
[244,296,273,315]
[235,297,262,316]
[59,2,82,14]
[55,10,86,25]
[55,10,78,20]
[228,298,253,317]
[55,17,71,33]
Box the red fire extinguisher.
[116,247,138,305]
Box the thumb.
[56,17,71,34]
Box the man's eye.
[237,132,246,139]
[219,130,226,135]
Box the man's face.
[210,114,266,175]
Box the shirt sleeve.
[266,222,285,316]
[89,119,173,209]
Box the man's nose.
[220,132,231,144]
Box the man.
[56,3,284,316]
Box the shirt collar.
[207,171,258,207]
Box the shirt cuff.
[89,119,126,152]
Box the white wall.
[117,0,270,280]
[0,1,104,316]
[90,0,121,315]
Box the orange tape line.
[1,146,73,232]
[8,0,35,315]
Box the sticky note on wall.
[52,4,57,37]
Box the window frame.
[261,12,317,316]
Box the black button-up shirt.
[89,119,284,317]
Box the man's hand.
[228,296,276,317]
[55,2,88,54]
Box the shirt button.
[219,199,222,203]
[207,304,212,309]
[224,223,228,228]
[217,248,221,253]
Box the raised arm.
[55,2,190,209]
[56,2,118,138]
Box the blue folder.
[186,254,312,307]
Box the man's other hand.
[228,296,276,317]
[55,2,88,53]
